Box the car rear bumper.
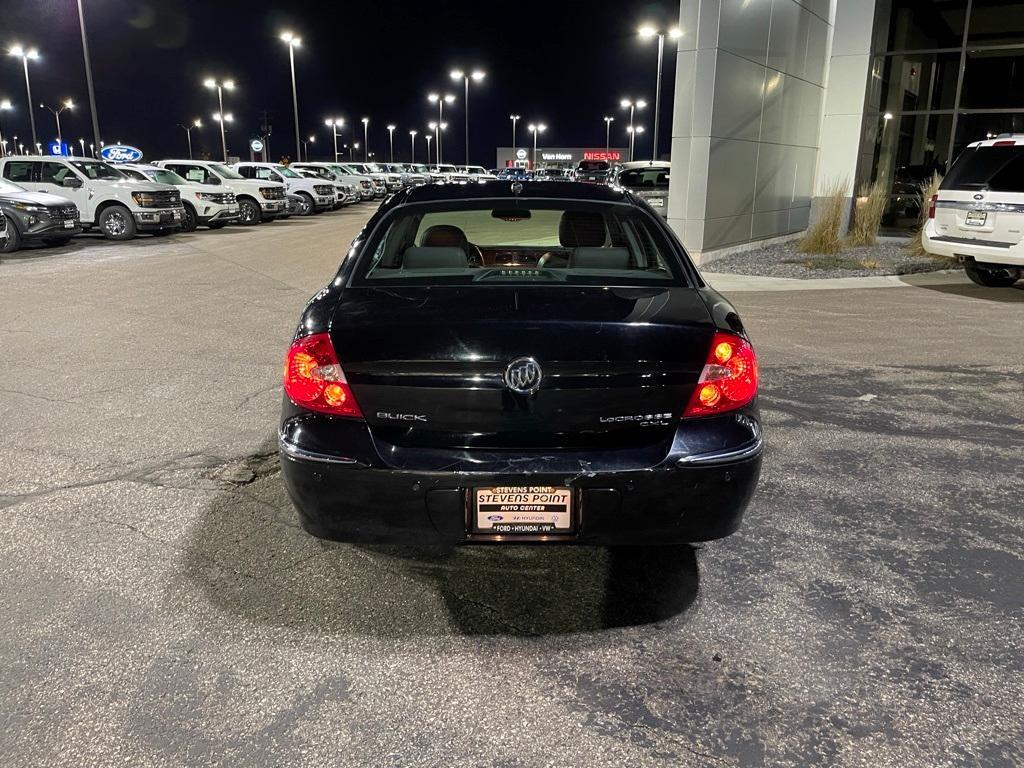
[278,413,762,545]
[923,225,1024,266]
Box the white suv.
[0,155,183,240]
[923,134,1024,287]
[120,163,238,231]
[154,159,287,225]
[232,162,335,215]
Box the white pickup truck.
[120,163,239,231]
[0,155,183,240]
[154,159,288,225]
[232,162,336,215]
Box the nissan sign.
[250,138,265,153]
[99,144,143,163]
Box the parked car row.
[0,154,392,253]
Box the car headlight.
[195,192,222,201]
[131,191,157,206]
[14,202,47,213]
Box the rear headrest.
[401,246,468,269]
[559,211,607,248]
[422,224,468,248]
[571,247,631,270]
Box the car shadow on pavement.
[914,282,1024,302]
[176,442,700,638]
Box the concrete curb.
[700,269,966,292]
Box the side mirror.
[62,176,83,189]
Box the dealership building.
[495,147,630,169]
[667,0,1024,261]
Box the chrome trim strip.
[278,431,360,465]
[676,434,764,466]
[935,200,1024,213]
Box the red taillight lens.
[283,333,363,418]
[927,193,937,219]
[682,331,758,418]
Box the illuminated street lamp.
[409,129,417,162]
[78,137,85,156]
[509,114,520,153]
[620,98,647,161]
[428,121,437,163]
[280,31,303,162]
[450,68,485,164]
[528,122,546,169]
[425,132,433,165]
[302,134,315,161]
[361,117,369,161]
[386,124,396,162]
[0,100,12,158]
[427,92,455,163]
[177,118,201,159]
[8,46,40,149]
[626,124,645,163]
[603,116,615,154]
[39,99,74,144]
[203,77,235,162]
[638,25,681,161]
[351,142,359,162]
[324,117,343,162]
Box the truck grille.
[49,204,79,220]
[360,180,372,189]
[314,184,334,196]
[135,189,181,208]
[260,186,286,200]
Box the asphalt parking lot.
[1,213,1021,767]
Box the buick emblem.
[503,357,542,395]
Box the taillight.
[283,333,363,418]
[928,193,937,219]
[683,331,758,418]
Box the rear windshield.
[941,145,1024,192]
[618,167,670,189]
[357,201,685,286]
[577,161,610,172]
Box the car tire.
[1,216,22,253]
[180,204,198,232]
[965,263,1020,288]
[296,193,314,216]
[238,198,262,225]
[98,205,137,240]
[42,237,74,247]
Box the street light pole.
[620,98,647,162]
[361,117,369,162]
[509,114,520,156]
[528,123,546,169]
[9,47,40,149]
[280,32,302,162]
[603,116,614,154]
[409,130,416,162]
[627,125,645,163]
[204,78,235,162]
[425,133,433,165]
[0,100,11,157]
[639,25,680,161]
[386,124,395,162]
[450,69,485,165]
[324,118,342,162]
[177,118,200,159]
[302,135,314,161]
[40,99,74,144]
[76,0,102,154]
[427,93,454,164]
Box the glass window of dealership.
[864,0,1024,229]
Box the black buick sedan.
[279,181,762,544]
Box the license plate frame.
[63,220,75,229]
[473,486,574,535]
[965,210,987,226]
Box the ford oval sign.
[99,144,143,163]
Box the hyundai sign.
[99,144,143,163]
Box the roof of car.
[398,180,631,204]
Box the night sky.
[1,0,680,165]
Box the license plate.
[63,220,75,229]
[648,197,665,207]
[227,207,238,214]
[965,210,987,226]
[474,486,573,534]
